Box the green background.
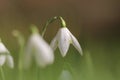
[0,0,120,80]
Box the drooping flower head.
[24,25,54,68]
[50,17,83,57]
[0,39,14,68]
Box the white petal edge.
[65,28,83,55]
[58,28,71,57]
[35,47,54,68]
[70,34,83,55]
[50,36,58,51]
[23,36,34,69]
[0,43,9,53]
[0,55,6,66]
[32,34,54,67]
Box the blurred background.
[0,0,120,80]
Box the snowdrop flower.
[24,26,54,68]
[50,27,83,57]
[0,40,14,68]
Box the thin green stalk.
[18,44,24,70]
[58,16,66,28]
[18,37,24,80]
[41,16,66,37]
[12,30,25,80]
[41,21,49,37]
[18,46,24,80]
[0,67,5,80]
[41,17,57,37]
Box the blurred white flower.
[0,41,14,68]
[50,27,83,57]
[24,33,54,68]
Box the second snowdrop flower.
[0,39,14,68]
[50,17,83,57]
[24,26,54,68]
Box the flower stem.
[58,16,66,28]
[0,67,5,80]
[41,17,57,37]
[12,30,25,80]
[41,16,67,37]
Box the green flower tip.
[30,24,39,34]
[59,16,66,28]
[12,30,25,46]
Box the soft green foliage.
[1,45,120,80]
[0,17,120,80]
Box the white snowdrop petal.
[58,28,71,57]
[24,33,54,68]
[24,38,34,68]
[6,55,14,68]
[32,34,54,67]
[65,28,83,55]
[0,42,12,68]
[50,36,57,51]
[35,47,54,67]
[71,34,83,55]
[50,30,61,51]
[0,43,9,53]
[0,55,6,66]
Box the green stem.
[41,17,57,37]
[12,30,25,80]
[18,45,24,80]
[18,37,24,80]
[18,44,24,70]
[41,16,67,37]
[58,16,66,28]
[0,67,5,80]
